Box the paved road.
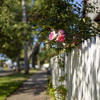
[0,71,15,77]
[6,70,50,100]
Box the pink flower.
[58,29,64,34]
[56,35,64,43]
[48,29,65,43]
[58,29,65,36]
[48,31,57,41]
[56,29,65,43]
[51,31,56,34]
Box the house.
[87,0,100,25]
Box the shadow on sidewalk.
[6,70,50,100]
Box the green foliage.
[46,78,67,100]
[57,54,65,69]
[58,74,67,82]
[29,0,99,52]
[39,48,56,64]
[0,0,32,59]
[46,80,56,100]
[54,85,67,100]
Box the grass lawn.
[0,69,36,100]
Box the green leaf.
[83,18,85,22]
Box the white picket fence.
[50,35,100,100]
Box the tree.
[31,44,39,69]
[30,0,98,53]
[0,0,32,73]
[22,0,42,74]
[0,0,25,58]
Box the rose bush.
[28,0,99,99]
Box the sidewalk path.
[0,71,15,77]
[6,70,50,100]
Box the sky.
[74,0,82,3]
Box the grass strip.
[0,69,36,100]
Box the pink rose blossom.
[51,31,56,34]
[48,31,57,41]
[48,29,65,43]
[58,29,64,34]
[56,29,65,42]
[58,29,65,37]
[48,34,53,41]
[56,35,64,43]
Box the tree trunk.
[82,0,88,18]
[22,0,26,23]
[37,54,40,69]
[24,42,29,74]
[32,53,36,69]
[16,55,20,73]
[22,0,29,74]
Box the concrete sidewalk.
[0,71,15,77]
[6,70,50,100]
